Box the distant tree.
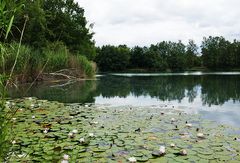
[201,36,233,69]
[186,40,198,68]
[96,45,130,71]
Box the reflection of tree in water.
[201,75,240,106]
[96,75,200,102]
[96,75,240,106]
[8,75,240,106]
[8,80,97,103]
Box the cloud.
[76,0,240,46]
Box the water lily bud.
[159,146,166,154]
[186,123,192,127]
[32,115,35,119]
[128,157,137,163]
[89,133,94,137]
[170,143,175,147]
[79,138,85,143]
[63,154,69,160]
[72,129,78,134]
[180,149,187,155]
[197,133,205,138]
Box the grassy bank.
[0,42,95,83]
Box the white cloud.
[76,0,240,46]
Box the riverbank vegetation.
[1,0,95,82]
[96,37,240,72]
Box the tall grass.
[77,55,95,77]
[44,42,68,71]
[0,42,95,81]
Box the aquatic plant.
[6,99,240,162]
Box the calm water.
[8,72,240,127]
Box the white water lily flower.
[28,97,33,100]
[12,140,16,144]
[68,132,74,138]
[128,157,137,163]
[72,129,78,134]
[17,153,27,158]
[61,160,68,163]
[93,121,98,124]
[171,118,176,122]
[186,123,192,127]
[89,133,94,137]
[19,108,23,111]
[6,101,10,105]
[12,118,16,121]
[63,154,69,160]
[43,129,48,134]
[170,143,175,147]
[79,138,85,143]
[197,133,205,138]
[30,104,35,108]
[32,115,35,119]
[159,146,166,154]
[180,149,187,155]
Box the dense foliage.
[0,0,96,81]
[202,36,240,69]
[96,37,240,72]
[96,40,201,72]
[3,0,96,60]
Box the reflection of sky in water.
[95,86,240,127]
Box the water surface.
[9,72,240,127]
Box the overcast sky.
[76,0,240,47]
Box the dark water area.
[8,72,240,127]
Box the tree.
[186,40,200,68]
[11,0,96,59]
[96,45,130,71]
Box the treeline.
[0,0,95,79]
[96,37,240,72]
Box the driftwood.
[47,72,76,79]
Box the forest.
[96,37,240,72]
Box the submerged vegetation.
[7,98,240,162]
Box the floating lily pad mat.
[7,98,240,162]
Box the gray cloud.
[77,0,240,46]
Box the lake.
[8,72,240,127]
